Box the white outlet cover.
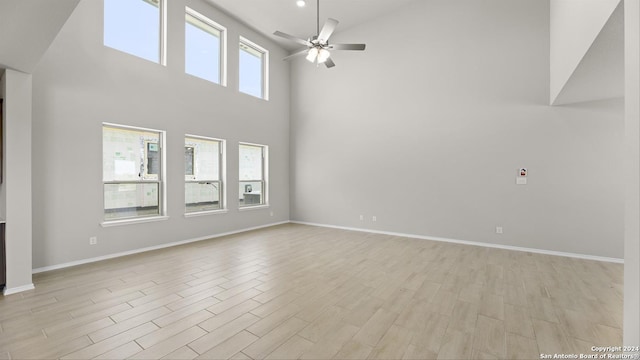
[516,178,527,185]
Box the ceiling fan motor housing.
[308,35,328,48]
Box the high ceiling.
[552,0,624,105]
[0,0,80,73]
[0,0,623,105]
[206,0,417,51]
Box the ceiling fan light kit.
[274,0,366,68]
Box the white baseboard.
[30,219,622,276]
[291,221,624,264]
[32,221,290,274]
[3,283,35,296]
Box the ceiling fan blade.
[274,31,311,47]
[329,43,366,51]
[283,48,309,61]
[324,57,336,68]
[318,18,339,43]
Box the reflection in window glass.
[185,136,224,213]
[239,143,267,207]
[185,8,224,84]
[146,142,160,177]
[185,147,195,177]
[103,124,164,221]
[239,144,262,181]
[104,0,162,63]
[104,183,159,220]
[239,38,267,99]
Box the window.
[185,136,225,214]
[103,124,165,221]
[104,0,166,64]
[185,7,226,85]
[239,143,268,207]
[239,37,268,99]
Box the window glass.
[239,144,262,181]
[185,136,224,213]
[103,125,164,220]
[239,143,267,207]
[239,39,267,99]
[185,8,224,84]
[185,147,195,177]
[104,0,163,64]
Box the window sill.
[185,209,228,218]
[240,93,269,101]
[238,204,269,212]
[101,216,169,227]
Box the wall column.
[2,69,33,295]
[625,0,640,347]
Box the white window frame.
[184,135,227,217]
[101,123,168,227]
[185,7,227,86]
[239,36,269,100]
[159,0,167,65]
[103,0,167,66]
[239,142,269,210]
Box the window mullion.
[160,0,167,66]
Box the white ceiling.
[206,0,417,51]
[0,0,80,73]
[553,1,624,105]
[0,0,622,106]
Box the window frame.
[103,0,167,66]
[238,142,269,209]
[184,134,227,216]
[101,123,168,226]
[239,36,269,100]
[184,7,227,86]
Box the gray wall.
[31,0,290,269]
[290,0,625,259]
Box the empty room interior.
[0,0,639,359]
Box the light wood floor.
[0,223,623,359]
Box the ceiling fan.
[273,0,366,68]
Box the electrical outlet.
[496,227,503,234]
[270,211,274,217]
[359,215,364,221]
[89,236,98,245]
[372,216,377,222]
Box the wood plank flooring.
[0,224,623,359]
